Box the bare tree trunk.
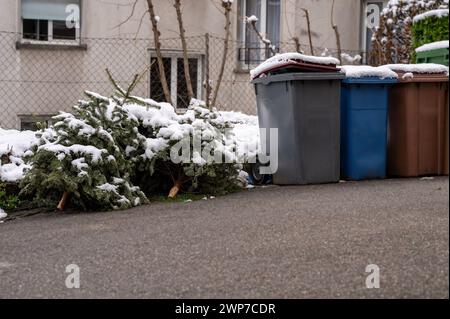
[292,36,302,53]
[211,1,232,108]
[331,0,342,64]
[168,179,182,198]
[301,9,314,55]
[57,191,69,211]
[174,0,194,101]
[205,33,211,109]
[146,0,172,104]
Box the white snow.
[0,93,261,184]
[219,111,258,126]
[97,183,118,192]
[415,40,449,53]
[339,65,398,79]
[385,63,449,74]
[71,157,89,171]
[39,144,107,163]
[0,129,38,158]
[341,53,362,65]
[250,52,340,79]
[0,129,39,182]
[0,208,7,220]
[402,72,414,80]
[246,15,259,23]
[413,9,449,23]
[219,111,259,162]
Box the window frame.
[149,50,204,110]
[360,0,388,63]
[18,114,56,131]
[20,0,82,45]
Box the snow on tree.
[18,70,253,211]
[20,90,148,211]
[122,95,242,198]
[370,0,448,65]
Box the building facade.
[0,0,387,129]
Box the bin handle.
[259,77,272,86]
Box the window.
[150,53,203,109]
[362,1,388,62]
[237,0,281,68]
[19,114,55,131]
[21,0,81,42]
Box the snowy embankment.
[0,111,259,184]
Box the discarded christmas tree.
[20,88,148,211]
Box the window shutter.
[22,0,81,22]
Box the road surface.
[0,177,448,298]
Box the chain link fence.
[0,30,363,130]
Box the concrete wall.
[0,0,364,129]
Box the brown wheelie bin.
[387,68,449,177]
[443,91,449,175]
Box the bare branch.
[205,33,212,109]
[114,0,140,29]
[133,10,149,40]
[301,8,314,55]
[146,0,172,104]
[246,18,276,56]
[331,0,342,64]
[174,0,194,101]
[211,1,232,108]
[292,37,303,53]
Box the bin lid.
[384,64,449,83]
[340,65,398,84]
[415,40,449,54]
[250,52,340,80]
[251,72,345,85]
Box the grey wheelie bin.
[252,72,345,185]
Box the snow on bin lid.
[250,52,340,80]
[415,40,449,53]
[384,64,449,83]
[413,9,449,23]
[384,63,449,75]
[339,65,398,79]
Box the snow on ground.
[413,8,449,23]
[385,63,449,74]
[219,111,259,161]
[0,129,39,182]
[250,52,340,79]
[0,208,7,220]
[416,40,449,53]
[339,65,398,79]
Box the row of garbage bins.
[250,54,449,185]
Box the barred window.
[150,53,203,109]
[237,0,281,68]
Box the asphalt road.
[0,177,448,299]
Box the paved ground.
[0,177,448,299]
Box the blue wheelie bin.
[340,68,397,180]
